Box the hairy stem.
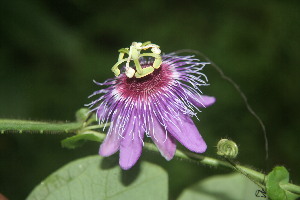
[0,119,83,134]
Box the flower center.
[116,62,173,99]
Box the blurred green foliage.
[0,0,299,199]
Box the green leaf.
[266,166,300,200]
[178,173,265,200]
[61,131,105,149]
[27,155,168,200]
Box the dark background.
[0,0,299,199]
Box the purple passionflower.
[87,53,215,170]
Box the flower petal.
[165,113,207,153]
[98,108,122,157]
[119,115,144,170]
[99,126,122,157]
[189,95,216,108]
[149,116,176,161]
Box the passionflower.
[87,42,215,170]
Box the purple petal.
[119,115,144,170]
[98,107,123,157]
[189,95,216,108]
[149,116,176,161]
[165,113,207,153]
[99,126,122,157]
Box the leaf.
[61,131,105,149]
[178,173,265,200]
[27,155,168,200]
[266,166,300,200]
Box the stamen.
[111,41,163,78]
[125,66,135,78]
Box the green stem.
[82,123,110,131]
[145,142,265,181]
[0,119,83,134]
[281,184,300,195]
[1,118,299,195]
[144,142,300,195]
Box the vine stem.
[1,119,300,195]
[0,119,83,134]
[144,143,300,195]
[144,142,264,183]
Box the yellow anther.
[125,66,135,78]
